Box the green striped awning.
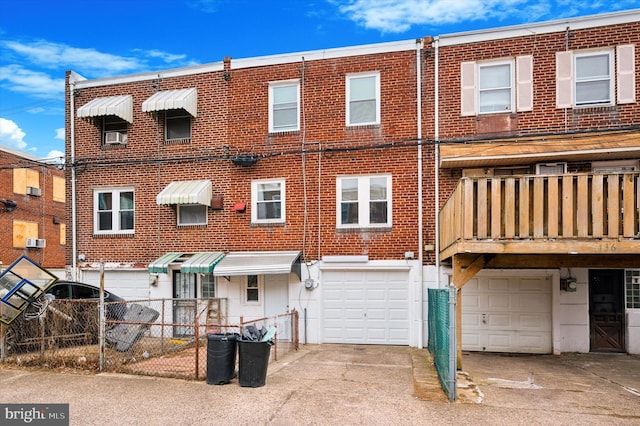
[148,253,183,273]
[181,252,225,274]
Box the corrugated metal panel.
[148,253,183,273]
[213,251,301,278]
[77,95,133,123]
[156,180,212,206]
[142,88,197,117]
[181,252,225,274]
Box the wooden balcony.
[439,172,640,264]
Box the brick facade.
[0,147,66,269]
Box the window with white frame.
[269,81,299,132]
[177,204,207,226]
[346,72,380,126]
[165,109,191,141]
[201,274,215,298]
[574,51,613,106]
[627,270,640,309]
[478,61,514,113]
[337,175,391,228]
[94,188,134,234]
[251,179,285,223]
[246,275,259,302]
[556,45,635,108]
[461,56,532,116]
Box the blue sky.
[1,0,639,162]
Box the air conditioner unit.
[25,238,46,248]
[105,131,125,144]
[26,186,42,196]
[536,162,567,175]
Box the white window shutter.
[516,55,533,112]
[617,44,636,104]
[460,61,476,116]
[556,51,573,108]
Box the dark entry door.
[172,270,196,337]
[589,269,625,352]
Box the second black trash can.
[237,339,272,387]
[206,333,239,385]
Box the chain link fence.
[427,287,457,402]
[0,297,299,381]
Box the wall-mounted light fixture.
[1,200,17,212]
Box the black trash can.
[237,339,272,387]
[206,333,239,385]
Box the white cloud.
[337,0,550,33]
[45,149,65,163]
[0,117,27,150]
[3,40,144,74]
[55,128,64,140]
[0,64,64,99]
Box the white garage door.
[82,270,149,300]
[462,275,552,354]
[322,269,410,345]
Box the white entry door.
[462,275,552,353]
[322,269,410,345]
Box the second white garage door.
[462,275,552,354]
[322,269,410,345]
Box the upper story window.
[346,72,380,126]
[166,109,192,142]
[103,116,128,146]
[251,179,285,224]
[478,61,514,113]
[556,45,635,108]
[461,56,532,116]
[337,175,392,228]
[178,204,207,226]
[575,51,613,106]
[94,188,134,234]
[269,81,299,132]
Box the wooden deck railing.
[439,172,640,256]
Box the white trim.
[268,80,300,133]
[477,59,515,114]
[73,40,417,89]
[438,10,640,47]
[346,71,381,126]
[177,204,208,226]
[251,179,286,224]
[574,48,614,107]
[93,187,135,235]
[336,174,392,228]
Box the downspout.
[416,38,424,349]
[69,76,78,280]
[434,37,441,289]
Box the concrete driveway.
[1,345,639,425]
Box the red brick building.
[430,11,640,354]
[0,145,66,273]
[65,10,639,351]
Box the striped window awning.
[77,95,133,123]
[148,252,225,274]
[213,251,301,279]
[142,88,197,117]
[156,180,212,206]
